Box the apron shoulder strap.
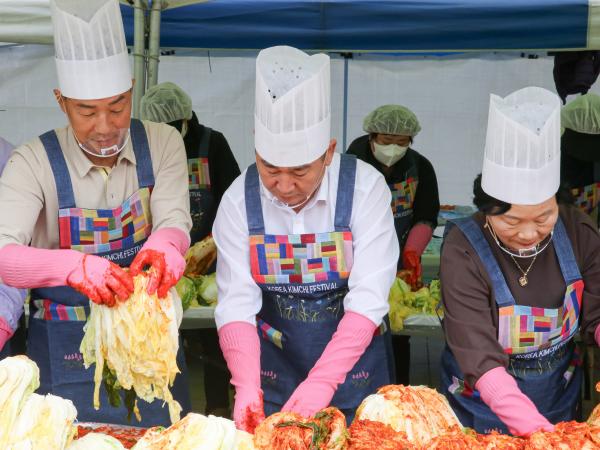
[244,164,265,235]
[130,119,155,188]
[39,130,76,209]
[198,126,212,158]
[552,217,582,284]
[334,154,357,232]
[403,148,419,180]
[448,217,516,307]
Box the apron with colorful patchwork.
[389,151,418,269]
[571,180,600,229]
[245,155,394,423]
[28,119,191,426]
[188,126,215,244]
[440,217,583,434]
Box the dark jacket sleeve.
[412,154,440,228]
[207,131,241,207]
[440,226,509,387]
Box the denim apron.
[0,342,10,359]
[188,126,214,244]
[440,217,583,434]
[245,155,394,423]
[28,119,191,426]
[571,163,600,228]
[389,151,418,269]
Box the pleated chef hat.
[254,46,331,167]
[51,0,132,100]
[482,87,561,205]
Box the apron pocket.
[257,318,296,406]
[257,317,285,350]
[29,317,92,390]
[331,332,391,410]
[473,414,508,435]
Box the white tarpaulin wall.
[2,44,599,204]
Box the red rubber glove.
[130,227,189,298]
[0,244,133,307]
[68,254,134,306]
[219,321,264,432]
[401,249,422,288]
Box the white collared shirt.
[213,153,399,328]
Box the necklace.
[485,218,540,286]
[508,253,537,287]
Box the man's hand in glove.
[130,227,190,298]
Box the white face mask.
[372,142,408,167]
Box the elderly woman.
[440,87,600,436]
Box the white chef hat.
[51,0,132,100]
[254,46,331,167]
[482,87,561,205]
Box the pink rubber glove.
[282,311,377,418]
[219,321,264,433]
[594,323,600,346]
[130,227,189,298]
[476,366,554,436]
[0,317,13,352]
[404,223,433,256]
[0,244,133,307]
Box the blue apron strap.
[552,217,582,284]
[245,164,265,235]
[198,126,212,158]
[130,119,155,188]
[334,154,357,232]
[449,217,516,307]
[39,130,76,209]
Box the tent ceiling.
[1,0,599,51]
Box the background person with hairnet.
[347,104,440,386]
[560,93,600,228]
[141,82,240,418]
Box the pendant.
[519,276,528,287]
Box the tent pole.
[132,0,146,119]
[147,0,162,89]
[342,53,351,153]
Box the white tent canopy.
[0,1,211,46]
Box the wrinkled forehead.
[502,198,558,220]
